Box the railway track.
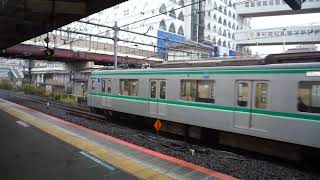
[0,89,319,179]
[0,90,107,122]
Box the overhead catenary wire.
[58,29,201,56]
[77,20,214,52]
[55,0,257,50]
[87,0,256,37]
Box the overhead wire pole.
[113,21,119,70]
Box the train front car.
[87,62,320,160]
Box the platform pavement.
[0,98,236,180]
[0,108,136,180]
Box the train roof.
[91,51,320,75]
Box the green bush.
[49,92,61,100]
[20,84,45,96]
[0,80,13,90]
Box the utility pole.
[26,59,34,84]
[113,21,119,70]
[197,5,200,43]
[282,28,286,53]
[164,37,169,62]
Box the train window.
[180,80,215,103]
[160,81,166,99]
[150,81,157,98]
[237,82,249,107]
[255,83,268,109]
[107,80,112,94]
[120,79,139,96]
[180,80,196,101]
[91,78,95,91]
[101,79,106,92]
[298,81,320,114]
[196,80,215,103]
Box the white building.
[199,0,251,55]
[63,0,251,58]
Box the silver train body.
[87,63,320,148]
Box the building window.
[263,1,268,6]
[180,80,215,103]
[298,81,320,114]
[255,83,268,109]
[159,4,167,15]
[170,0,177,4]
[178,12,184,21]
[120,79,139,96]
[124,9,129,16]
[275,0,280,5]
[91,78,95,91]
[169,9,176,18]
[178,26,184,36]
[169,23,176,33]
[207,23,211,30]
[159,20,167,31]
[257,1,262,6]
[269,0,274,5]
[178,0,184,6]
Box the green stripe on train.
[91,68,320,76]
[89,92,320,122]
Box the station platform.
[0,98,235,180]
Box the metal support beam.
[25,0,86,14]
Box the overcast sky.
[249,13,320,54]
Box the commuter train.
[87,62,320,152]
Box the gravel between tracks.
[0,91,319,180]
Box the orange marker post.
[154,119,162,133]
[154,119,162,151]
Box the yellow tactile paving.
[0,104,172,180]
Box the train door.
[149,80,167,116]
[106,79,112,107]
[234,80,269,129]
[90,78,96,106]
[101,79,112,107]
[234,81,253,129]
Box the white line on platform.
[16,121,30,127]
[79,151,115,171]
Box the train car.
[87,62,320,153]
